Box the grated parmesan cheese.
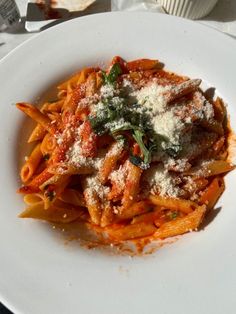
[134,81,171,114]
[193,91,214,121]
[143,164,181,197]
[164,157,190,172]
[107,140,124,157]
[109,165,126,190]
[152,108,185,147]
[52,69,219,206]
[66,137,104,170]
[84,175,110,204]
[100,84,115,98]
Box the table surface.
[0,0,236,313]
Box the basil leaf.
[129,155,144,167]
[164,144,182,157]
[43,153,50,161]
[168,211,179,220]
[102,63,122,85]
[132,129,151,165]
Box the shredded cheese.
[144,164,181,197]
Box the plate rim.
[1,11,236,314]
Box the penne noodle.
[166,79,201,103]
[40,133,57,156]
[48,162,94,175]
[79,120,97,157]
[131,208,164,225]
[16,103,57,135]
[58,72,82,90]
[59,189,86,207]
[23,193,45,205]
[19,201,84,223]
[85,72,97,97]
[84,189,102,225]
[121,162,142,211]
[28,123,46,143]
[106,222,157,241]
[18,169,54,194]
[183,177,209,195]
[153,205,206,239]
[100,202,114,227]
[117,200,153,220]
[213,97,226,123]
[200,119,224,135]
[41,100,63,113]
[149,195,197,214]
[199,177,225,210]
[41,174,71,209]
[188,160,235,178]
[99,141,124,184]
[211,136,225,156]
[20,144,43,183]
[126,59,160,71]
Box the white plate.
[0,12,236,314]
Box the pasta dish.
[16,56,235,248]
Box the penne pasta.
[126,59,160,71]
[59,189,86,207]
[187,160,235,178]
[106,222,157,241]
[20,144,43,183]
[117,200,153,220]
[213,97,226,123]
[121,162,142,211]
[28,123,46,143]
[23,193,45,205]
[166,79,201,103]
[16,56,235,252]
[99,141,124,184]
[40,133,57,156]
[84,189,102,225]
[153,205,206,239]
[199,177,225,210]
[19,201,85,223]
[149,195,197,214]
[16,103,57,135]
[100,202,114,227]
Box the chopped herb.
[168,211,179,220]
[43,153,50,161]
[45,190,55,202]
[132,129,150,165]
[129,155,144,167]
[89,72,164,169]
[102,63,122,85]
[129,154,149,170]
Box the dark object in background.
[0,302,13,314]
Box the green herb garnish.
[129,154,149,169]
[102,63,122,85]
[89,96,156,169]
[168,211,179,220]
[43,153,50,161]
[132,129,151,166]
[89,63,172,169]
[164,144,182,158]
[45,190,55,202]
